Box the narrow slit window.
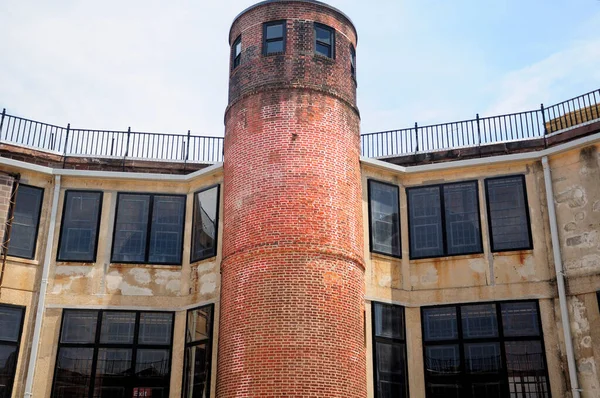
[183,305,214,398]
[232,36,242,69]
[191,185,220,262]
[314,23,334,58]
[350,45,356,78]
[368,180,401,258]
[263,20,286,55]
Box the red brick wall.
[219,2,365,396]
[0,175,15,247]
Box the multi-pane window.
[422,301,551,398]
[232,36,242,69]
[407,181,482,259]
[372,302,409,398]
[0,305,24,398]
[57,191,103,262]
[51,310,174,398]
[314,23,334,58]
[5,184,43,259]
[111,193,186,265]
[485,175,532,252]
[368,180,401,258]
[183,305,214,398]
[350,45,356,78]
[191,185,220,263]
[263,20,286,55]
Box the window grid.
[407,181,483,259]
[368,180,401,258]
[263,20,286,55]
[51,310,174,398]
[57,190,103,262]
[421,301,551,398]
[314,23,334,58]
[0,304,25,398]
[191,185,220,263]
[182,305,214,398]
[5,184,44,260]
[350,45,356,79]
[232,36,241,69]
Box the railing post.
[185,130,191,162]
[124,127,131,158]
[541,103,548,148]
[0,108,6,143]
[63,123,71,156]
[414,122,419,153]
[476,113,481,146]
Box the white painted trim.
[44,298,219,312]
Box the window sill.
[410,252,485,264]
[313,53,335,63]
[109,263,182,269]
[369,251,402,262]
[492,249,534,257]
[4,255,39,266]
[56,261,95,266]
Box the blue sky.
[0,0,599,137]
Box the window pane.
[486,176,531,251]
[192,186,219,262]
[52,347,94,397]
[187,307,212,343]
[61,311,98,344]
[266,23,283,39]
[461,304,498,339]
[266,40,284,54]
[443,182,482,255]
[235,40,241,57]
[93,348,132,398]
[135,349,170,378]
[315,26,331,44]
[7,185,43,259]
[501,302,540,337]
[369,181,401,257]
[375,341,408,398]
[464,342,502,374]
[183,344,211,398]
[505,341,550,397]
[409,187,443,258]
[0,306,23,342]
[139,313,173,345]
[471,382,503,398]
[58,191,102,262]
[423,307,457,341]
[149,195,185,264]
[425,345,460,375]
[315,42,331,57]
[112,194,150,263]
[0,345,18,398]
[425,382,462,398]
[374,302,404,340]
[100,312,136,344]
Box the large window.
[407,181,482,259]
[52,310,174,398]
[191,185,220,263]
[57,191,103,262]
[232,36,241,69]
[368,180,401,258]
[263,20,286,55]
[5,184,44,259]
[422,301,551,398]
[485,175,533,252]
[0,305,25,398]
[111,193,186,265]
[314,23,335,58]
[183,305,214,398]
[372,302,409,398]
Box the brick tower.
[219,1,365,396]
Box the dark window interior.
[6,184,43,259]
[373,302,409,398]
[52,310,174,398]
[485,175,532,252]
[351,45,356,78]
[264,21,285,55]
[232,36,241,69]
[58,191,103,262]
[408,181,482,259]
[183,305,214,398]
[368,180,401,258]
[111,193,185,265]
[0,305,24,398]
[422,301,551,398]
[314,23,334,58]
[191,185,220,263]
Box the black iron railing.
[1,88,599,163]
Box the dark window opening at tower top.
[263,20,286,55]
[314,23,334,58]
[351,45,356,78]
[232,36,241,69]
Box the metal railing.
[361,88,600,158]
[1,88,599,164]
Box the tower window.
[232,36,241,69]
[350,45,356,78]
[263,20,286,55]
[314,23,334,58]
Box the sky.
[0,0,599,138]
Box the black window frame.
[0,304,25,398]
[56,190,104,263]
[372,301,409,398]
[350,44,356,79]
[314,23,335,59]
[407,180,483,260]
[182,304,214,398]
[51,309,175,398]
[111,192,187,266]
[232,35,242,69]
[4,183,44,260]
[485,175,533,253]
[367,179,402,259]
[263,20,286,55]
[191,184,220,263]
[421,300,552,398]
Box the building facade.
[0,0,600,397]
